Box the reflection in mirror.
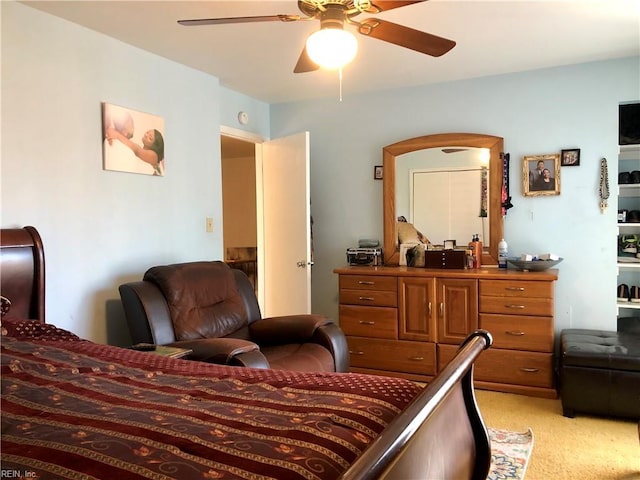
[396,147,491,247]
[383,133,504,266]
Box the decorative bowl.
[506,257,563,272]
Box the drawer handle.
[505,304,526,309]
[520,367,539,373]
[505,287,525,291]
[408,356,424,361]
[506,330,525,336]
[359,296,375,301]
[359,321,375,325]
[350,351,365,355]
[358,281,375,285]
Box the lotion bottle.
[498,238,508,269]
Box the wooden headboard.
[0,226,45,323]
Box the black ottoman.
[560,329,640,419]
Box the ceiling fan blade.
[442,148,469,154]
[178,14,301,26]
[372,1,427,12]
[293,46,319,73]
[357,18,455,57]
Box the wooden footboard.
[0,226,491,480]
[340,330,493,480]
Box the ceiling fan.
[178,0,456,73]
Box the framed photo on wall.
[561,148,580,166]
[522,154,561,196]
[374,165,383,180]
[102,102,165,176]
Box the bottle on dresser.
[498,238,508,269]
[468,234,482,268]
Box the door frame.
[220,125,266,310]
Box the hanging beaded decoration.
[599,157,609,213]
[501,152,513,216]
[480,167,488,217]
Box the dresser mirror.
[383,133,504,265]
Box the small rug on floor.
[488,427,534,480]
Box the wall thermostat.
[238,111,249,125]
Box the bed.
[1,226,493,480]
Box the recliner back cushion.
[144,262,247,341]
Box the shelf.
[617,145,640,315]
[618,184,640,197]
[619,144,640,160]
[618,261,640,270]
[618,224,640,234]
[617,301,640,310]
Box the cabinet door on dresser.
[437,278,478,345]
[398,277,437,342]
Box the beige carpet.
[475,390,640,480]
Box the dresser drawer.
[479,279,553,299]
[479,295,553,316]
[340,305,398,339]
[347,337,436,375]
[438,345,554,388]
[339,275,397,292]
[475,349,554,388]
[340,289,397,307]
[479,314,553,352]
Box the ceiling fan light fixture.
[306,28,358,70]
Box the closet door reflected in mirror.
[411,166,488,245]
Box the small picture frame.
[561,148,580,166]
[522,154,561,196]
[374,165,384,180]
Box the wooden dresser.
[334,265,559,398]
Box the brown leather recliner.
[119,261,349,372]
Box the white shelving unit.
[616,145,640,317]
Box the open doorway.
[221,134,258,295]
[221,129,312,317]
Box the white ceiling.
[21,0,640,104]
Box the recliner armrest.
[314,323,350,373]
[119,281,175,345]
[250,315,350,372]
[249,314,332,345]
[167,337,269,368]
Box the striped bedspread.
[1,318,422,480]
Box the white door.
[259,132,311,316]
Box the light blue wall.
[3,2,639,345]
[219,86,270,139]
[271,57,640,335]
[1,3,268,344]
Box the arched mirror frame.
[383,132,504,266]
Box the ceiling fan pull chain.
[339,67,344,102]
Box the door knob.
[297,261,314,268]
